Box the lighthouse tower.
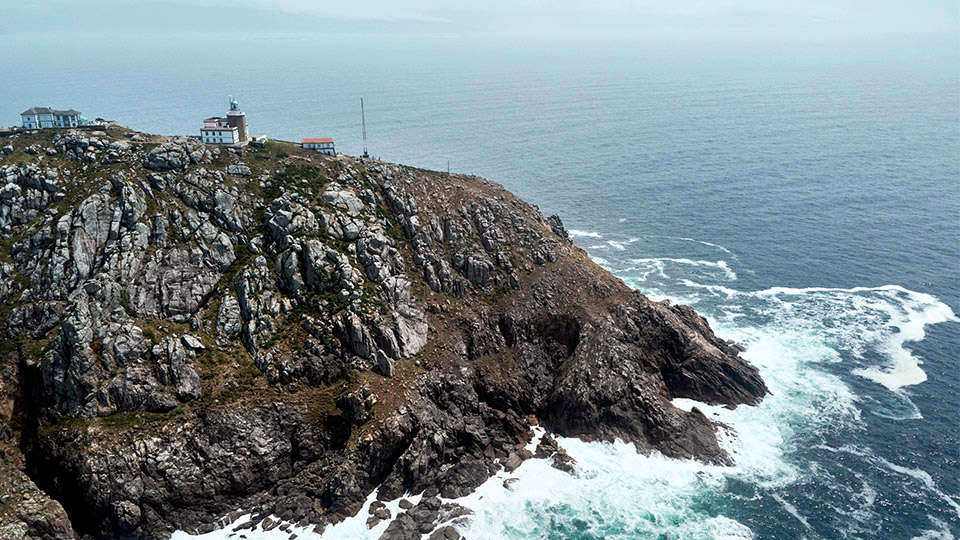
[226,96,248,143]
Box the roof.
[302,138,334,144]
[200,126,238,131]
[21,107,81,116]
[204,116,225,122]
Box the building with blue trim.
[21,107,86,129]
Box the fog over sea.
[2,32,958,540]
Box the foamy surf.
[440,431,758,540]
[170,490,429,540]
[631,257,738,281]
[637,235,735,255]
[170,514,312,539]
[732,284,955,391]
[436,315,866,539]
[578,240,959,538]
[647,277,957,393]
[568,229,603,239]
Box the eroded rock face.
[144,139,207,171]
[0,127,766,539]
[0,460,76,540]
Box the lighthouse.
[226,96,248,143]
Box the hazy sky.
[5,0,958,37]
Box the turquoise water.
[3,33,958,539]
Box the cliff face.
[0,127,766,539]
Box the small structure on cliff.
[200,96,249,145]
[301,137,336,155]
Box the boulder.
[181,335,204,350]
[321,185,365,216]
[144,140,204,171]
[338,384,376,424]
[226,164,252,177]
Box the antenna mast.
[361,98,369,158]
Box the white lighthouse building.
[201,97,249,145]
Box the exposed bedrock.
[0,126,766,539]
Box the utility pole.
[361,98,369,159]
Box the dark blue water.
[3,33,958,540]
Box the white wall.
[21,113,79,129]
[201,128,238,144]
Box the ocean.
[2,32,958,540]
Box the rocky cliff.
[0,127,767,540]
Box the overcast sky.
[4,0,958,37]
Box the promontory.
[0,127,767,540]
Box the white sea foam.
[170,489,428,539]
[677,282,957,392]
[755,285,956,391]
[606,239,627,251]
[876,458,960,517]
[680,279,739,297]
[910,517,957,540]
[445,434,759,540]
[771,493,812,531]
[632,257,738,281]
[568,229,603,239]
[629,258,668,282]
[442,260,957,539]
[638,234,735,254]
[170,513,311,539]
[316,490,423,538]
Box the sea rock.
[429,526,463,540]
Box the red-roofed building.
[302,138,335,156]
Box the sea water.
[2,32,957,539]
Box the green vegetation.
[268,163,329,201]
[49,408,186,434]
[218,382,241,403]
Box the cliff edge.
[0,127,766,539]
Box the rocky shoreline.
[0,126,766,539]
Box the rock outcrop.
[0,126,766,539]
